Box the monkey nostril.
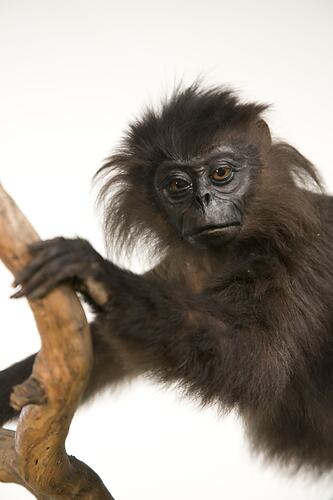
[195,193,210,210]
[195,195,204,209]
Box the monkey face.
[155,144,257,248]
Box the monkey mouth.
[184,222,241,247]
[185,222,241,238]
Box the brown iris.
[211,166,233,183]
[168,178,190,193]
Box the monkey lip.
[185,222,241,238]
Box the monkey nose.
[195,193,210,208]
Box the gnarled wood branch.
[0,184,114,499]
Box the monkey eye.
[210,166,233,184]
[166,178,192,195]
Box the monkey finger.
[27,237,67,254]
[10,288,26,299]
[13,246,69,287]
[16,259,87,299]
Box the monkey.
[1,83,333,473]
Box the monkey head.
[97,84,276,254]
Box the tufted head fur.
[95,83,321,262]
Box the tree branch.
[0,184,114,499]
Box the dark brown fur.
[2,84,333,473]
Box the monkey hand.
[11,237,110,307]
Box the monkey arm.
[97,270,297,408]
[12,237,306,409]
[93,253,316,409]
[0,237,160,427]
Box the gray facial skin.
[154,145,254,248]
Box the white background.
[0,1,333,498]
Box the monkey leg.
[0,354,36,426]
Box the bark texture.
[0,184,114,499]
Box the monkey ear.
[248,119,272,153]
